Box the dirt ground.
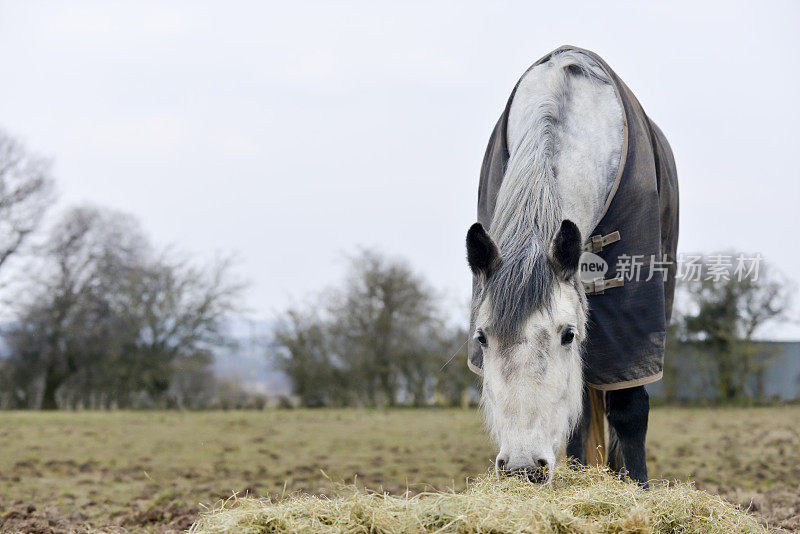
[0,407,798,533]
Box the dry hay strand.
[190,463,772,533]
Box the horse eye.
[560,329,575,345]
[475,330,488,347]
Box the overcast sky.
[1,1,798,338]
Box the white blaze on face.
[476,280,585,480]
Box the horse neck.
[505,51,624,242]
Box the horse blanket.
[468,46,679,390]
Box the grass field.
[1,407,798,532]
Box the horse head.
[467,219,587,483]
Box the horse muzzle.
[496,456,550,484]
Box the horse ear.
[549,220,582,280]
[466,223,500,280]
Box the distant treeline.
[0,130,246,409]
[0,128,794,410]
[0,129,474,410]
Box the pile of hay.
[190,465,769,533]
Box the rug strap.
[584,231,620,253]
[582,277,624,295]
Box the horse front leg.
[606,385,650,487]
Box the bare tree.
[0,131,54,283]
[272,308,348,407]
[6,207,149,408]
[4,206,243,409]
[681,257,793,401]
[328,250,439,406]
[113,254,243,405]
[271,250,476,408]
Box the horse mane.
[482,51,611,342]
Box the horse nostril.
[527,460,549,483]
[496,456,508,473]
[536,458,547,469]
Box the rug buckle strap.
[583,276,625,295]
[585,231,621,253]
